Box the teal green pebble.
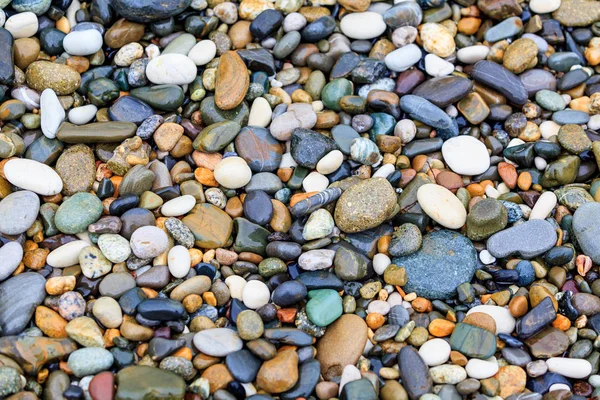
[449,322,497,359]
[369,112,396,139]
[306,289,343,327]
[321,79,353,112]
[535,90,566,112]
[0,367,22,397]
[55,192,103,234]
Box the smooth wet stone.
[26,61,81,95]
[398,346,432,400]
[111,0,192,23]
[450,323,497,359]
[521,69,557,97]
[412,76,473,108]
[233,217,270,256]
[290,128,337,169]
[393,230,477,300]
[281,359,320,400]
[525,327,570,358]
[115,366,186,400]
[226,349,262,383]
[484,16,523,42]
[383,2,423,28]
[4,158,63,195]
[183,203,233,248]
[486,220,558,259]
[130,85,184,112]
[306,289,342,327]
[68,348,114,377]
[57,122,137,144]
[0,28,15,85]
[55,193,103,234]
[540,156,580,188]
[0,273,46,335]
[516,297,557,339]
[0,336,76,375]
[466,198,508,240]
[573,202,600,263]
[400,95,458,139]
[0,191,39,235]
[471,60,528,106]
[215,51,250,111]
[235,126,283,172]
[193,328,243,357]
[108,96,154,125]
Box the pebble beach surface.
[2,0,600,399]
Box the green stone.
[558,124,592,154]
[24,135,64,165]
[369,112,396,140]
[449,323,497,359]
[130,85,184,111]
[0,367,22,397]
[87,78,120,107]
[555,186,594,210]
[233,218,270,256]
[55,193,103,234]
[305,289,343,327]
[162,33,197,55]
[182,204,233,249]
[115,366,186,400]
[540,155,580,188]
[535,90,566,112]
[321,78,353,112]
[56,122,136,144]
[258,258,287,278]
[333,246,367,281]
[193,121,241,153]
[466,198,508,240]
[119,165,156,197]
[200,96,249,126]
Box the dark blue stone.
[400,95,458,140]
[108,96,154,125]
[195,263,217,280]
[281,359,321,400]
[137,298,185,321]
[526,372,571,394]
[272,280,307,307]
[226,350,261,383]
[471,60,528,106]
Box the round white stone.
[130,226,169,259]
[161,195,196,217]
[535,156,548,170]
[373,253,391,275]
[0,242,23,282]
[225,275,247,300]
[456,45,490,64]
[395,119,416,144]
[465,357,499,379]
[417,184,467,229]
[188,40,217,66]
[546,358,592,379]
[466,305,516,335]
[47,240,90,268]
[367,300,390,315]
[63,29,103,56]
[4,12,38,39]
[68,104,97,125]
[4,158,63,195]
[248,97,272,127]
[385,44,422,72]
[40,89,65,139]
[442,135,490,175]
[316,150,344,175]
[168,245,191,279]
[302,172,329,193]
[418,338,451,366]
[479,250,496,265]
[588,114,600,131]
[529,191,557,220]
[242,280,270,309]
[424,54,454,77]
[146,54,197,85]
[340,12,386,40]
[540,120,560,139]
[529,0,561,14]
[214,157,252,189]
[92,297,123,329]
[193,328,243,357]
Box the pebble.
[0,242,23,282]
[339,12,386,39]
[441,135,490,176]
[40,89,65,139]
[418,338,451,366]
[130,226,169,259]
[193,328,243,357]
[63,29,103,56]
[146,54,197,85]
[417,184,467,229]
[0,191,39,235]
[3,158,63,195]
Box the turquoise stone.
[369,113,396,140]
[54,193,103,234]
[535,90,565,112]
[321,79,353,112]
[305,289,343,327]
[449,322,497,359]
[232,218,270,256]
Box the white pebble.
[4,12,38,39]
[529,191,557,220]
[385,44,422,72]
[394,119,416,144]
[418,338,451,366]
[373,163,395,179]
[242,280,270,309]
[540,120,560,139]
[339,365,362,395]
[248,97,272,128]
[466,305,516,335]
[146,54,197,85]
[373,253,391,275]
[188,40,217,66]
[63,29,103,56]
[40,89,65,139]
[161,195,196,217]
[465,357,499,379]
[47,240,90,268]
[168,245,191,278]
[417,184,467,229]
[340,12,386,40]
[549,384,571,392]
[4,158,63,195]
[442,135,490,176]
[479,250,496,265]
[546,358,592,379]
[485,185,500,199]
[68,104,97,125]
[456,45,490,64]
[535,156,548,170]
[529,0,561,14]
[302,172,329,193]
[588,114,600,130]
[367,300,390,315]
[316,150,344,175]
[424,54,454,77]
[225,275,247,299]
[214,157,252,189]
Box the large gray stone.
[573,202,600,263]
[0,273,46,335]
[486,220,557,259]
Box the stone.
[334,178,398,233]
[0,191,39,235]
[115,366,186,400]
[130,226,169,259]
[417,184,467,229]
[486,220,558,259]
[0,336,76,375]
[0,273,46,335]
[398,346,432,400]
[193,328,243,357]
[4,158,63,195]
[26,61,81,95]
[183,203,233,248]
[55,144,96,195]
[413,76,473,108]
[525,327,570,358]
[40,89,65,139]
[146,54,197,85]
[306,289,342,327]
[215,51,249,110]
[466,199,508,240]
[392,230,477,300]
[63,29,103,56]
[419,338,451,367]
[553,0,600,27]
[471,60,528,106]
[68,348,114,377]
[449,323,497,359]
[340,12,386,40]
[400,95,458,139]
[55,193,103,234]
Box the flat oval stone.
[146,54,197,85]
[340,12,386,40]
[471,60,528,105]
[63,29,103,56]
[412,76,473,108]
[215,51,249,111]
[0,191,40,235]
[417,184,467,229]
[398,346,432,400]
[235,126,283,172]
[383,2,423,29]
[0,273,46,335]
[486,219,558,259]
[520,69,557,98]
[0,242,24,282]
[55,193,103,234]
[115,366,185,400]
[193,328,243,357]
[393,230,477,299]
[4,158,63,195]
[573,202,600,263]
[111,0,192,23]
[449,323,497,359]
[400,95,458,139]
[26,61,81,95]
[56,122,137,144]
[130,85,184,112]
[442,135,490,176]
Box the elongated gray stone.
[486,220,557,259]
[471,60,528,105]
[291,188,342,217]
[0,273,46,335]
[399,95,458,140]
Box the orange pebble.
[277,308,297,323]
[172,347,193,360]
[466,183,485,196]
[428,319,456,337]
[552,314,571,331]
[517,172,532,191]
[450,351,468,366]
[194,167,219,186]
[508,295,528,318]
[289,192,318,207]
[141,288,158,298]
[412,297,432,313]
[366,313,385,329]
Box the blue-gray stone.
[399,95,458,140]
[547,52,581,72]
[573,202,600,264]
[500,201,523,223]
[486,220,557,259]
[0,273,46,335]
[552,109,590,125]
[281,359,320,400]
[484,16,523,42]
[68,348,114,377]
[392,230,477,300]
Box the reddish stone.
[89,371,115,400]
